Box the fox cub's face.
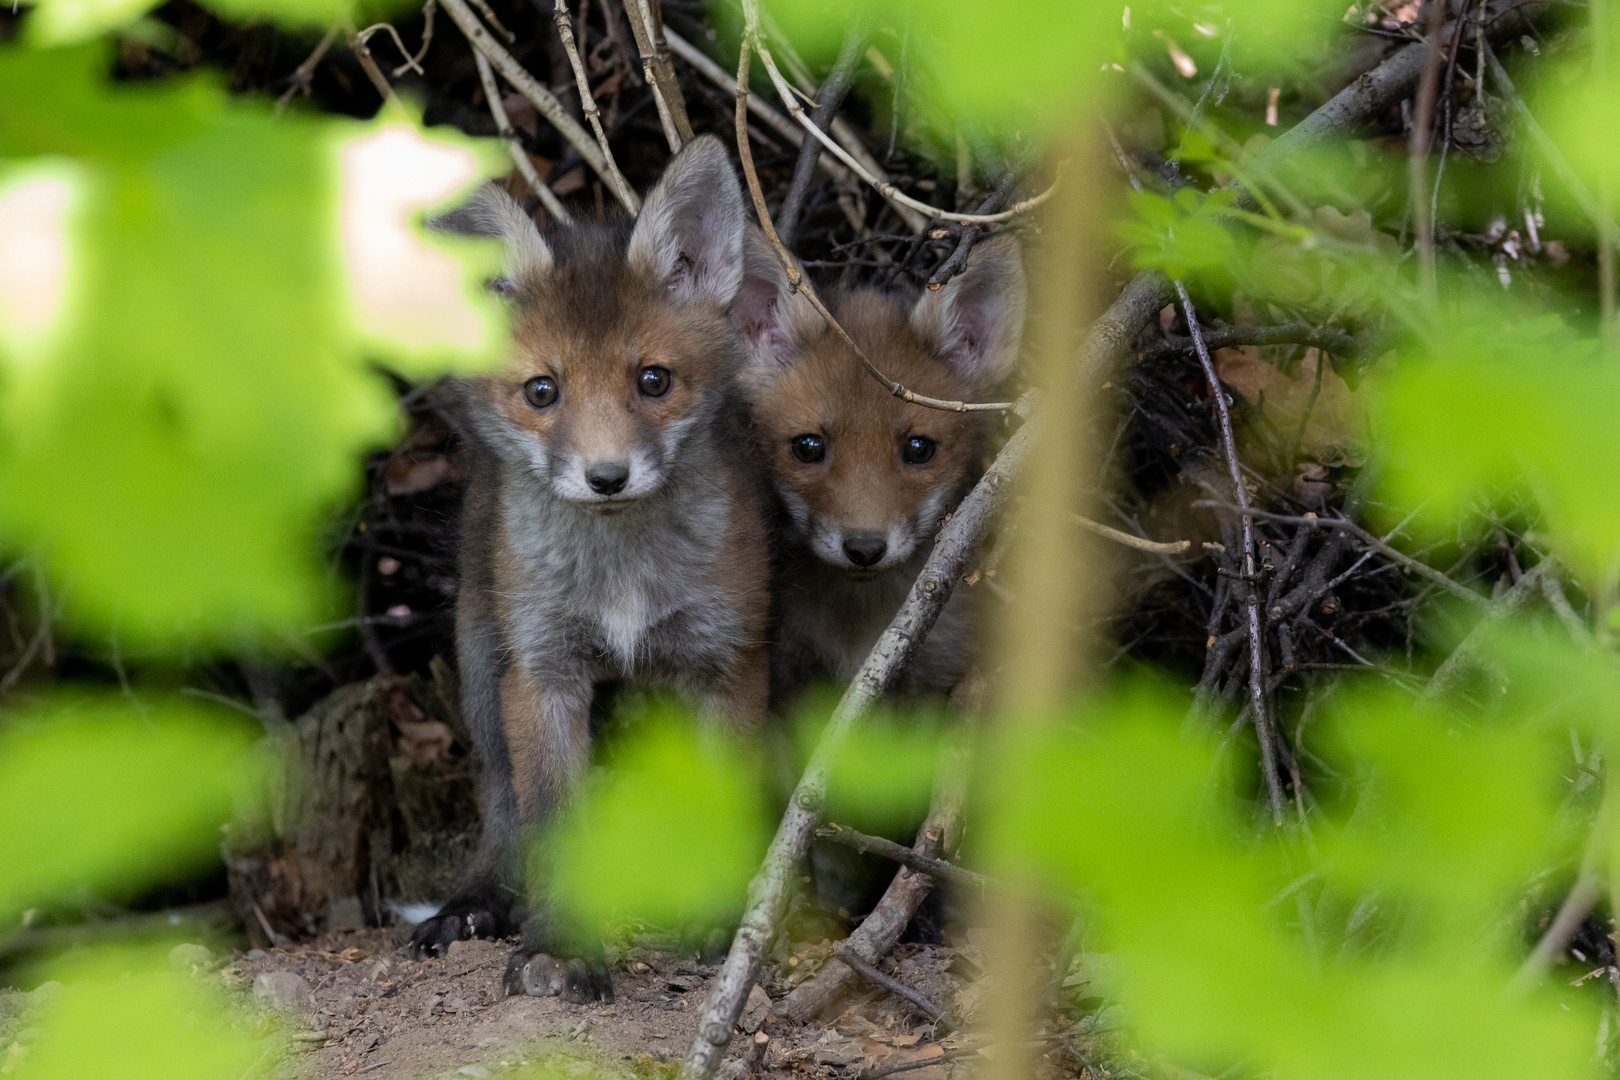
[737,235,1026,573]
[449,137,750,510]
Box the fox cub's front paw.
[502,949,615,1004]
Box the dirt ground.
[217,927,996,1080]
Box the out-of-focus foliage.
[15,945,263,1080]
[0,46,502,648]
[0,695,259,921]
[29,0,349,46]
[545,712,769,937]
[801,703,941,835]
[1374,299,1619,578]
[981,681,1594,1080]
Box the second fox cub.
[408,136,771,1001]
[738,234,1027,699]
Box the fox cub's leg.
[491,664,614,1003]
[408,594,520,959]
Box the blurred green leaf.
[29,0,350,45]
[0,695,258,921]
[1373,300,1619,577]
[0,47,501,646]
[821,712,941,836]
[1117,188,1240,281]
[17,944,264,1080]
[546,714,769,937]
[980,681,1592,1079]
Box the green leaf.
[545,712,769,938]
[0,695,259,921]
[0,47,502,646]
[18,944,262,1080]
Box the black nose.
[842,532,887,567]
[585,461,629,495]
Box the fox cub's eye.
[901,435,937,465]
[638,365,673,397]
[521,376,559,409]
[789,434,826,464]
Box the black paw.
[406,906,503,960]
[502,949,615,1004]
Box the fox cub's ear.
[433,182,553,286]
[909,233,1026,393]
[733,225,821,394]
[628,134,747,306]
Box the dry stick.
[860,1051,977,1080]
[624,0,691,151]
[833,944,949,1024]
[784,717,976,1024]
[553,0,639,213]
[1409,0,1447,302]
[1226,507,1487,607]
[662,28,849,185]
[1072,513,1191,556]
[728,28,1013,414]
[276,27,338,111]
[739,0,1058,227]
[1180,285,1286,826]
[346,22,400,103]
[1509,823,1605,996]
[1141,322,1368,362]
[928,170,1017,291]
[473,51,574,225]
[1420,564,1547,702]
[1483,39,1620,250]
[815,824,989,894]
[440,0,634,213]
[776,19,866,248]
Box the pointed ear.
[909,233,1026,392]
[627,134,747,306]
[733,225,821,394]
[433,181,553,285]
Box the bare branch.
[276,28,338,112]
[1072,513,1191,556]
[776,19,866,248]
[815,823,989,893]
[473,50,573,225]
[440,0,636,212]
[345,21,400,104]
[554,0,640,213]
[624,0,693,151]
[1141,322,1369,362]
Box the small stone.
[445,939,478,960]
[456,1067,492,1079]
[252,971,313,1012]
[169,943,215,975]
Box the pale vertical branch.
[553,0,640,213]
[473,50,574,224]
[346,21,400,104]
[1409,0,1446,303]
[624,0,693,151]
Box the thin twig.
[663,27,851,184]
[276,27,338,112]
[833,944,949,1024]
[776,19,866,248]
[441,0,635,212]
[728,25,1015,414]
[554,0,639,212]
[860,1051,976,1080]
[740,0,1059,226]
[1180,284,1286,827]
[1508,821,1605,996]
[356,21,426,76]
[346,22,399,104]
[1141,322,1368,362]
[1409,0,1447,302]
[1215,506,1488,607]
[1072,513,1192,555]
[1483,38,1620,249]
[474,50,574,225]
[927,170,1016,291]
[815,823,990,893]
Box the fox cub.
[736,234,1026,700]
[410,137,771,1002]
